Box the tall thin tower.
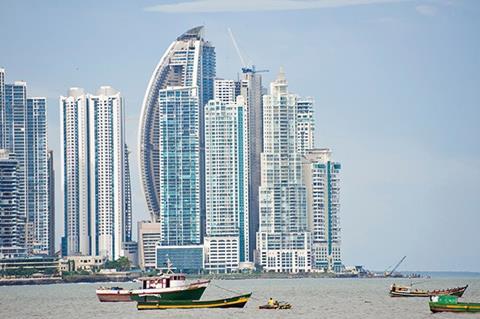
[26,97,48,254]
[303,149,342,272]
[204,97,249,272]
[257,69,311,273]
[47,150,55,256]
[138,26,216,248]
[61,88,90,256]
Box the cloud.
[145,0,411,13]
[415,4,438,16]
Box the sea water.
[1,277,479,319]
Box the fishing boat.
[259,302,292,309]
[96,276,210,302]
[96,260,209,302]
[389,283,468,297]
[429,295,480,313]
[135,293,252,310]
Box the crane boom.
[386,256,406,277]
[227,28,246,68]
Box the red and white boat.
[96,267,210,302]
[96,275,210,302]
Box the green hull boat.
[429,295,480,313]
[136,293,252,310]
[131,286,207,302]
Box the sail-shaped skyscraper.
[139,26,215,260]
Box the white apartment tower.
[61,88,89,256]
[214,79,237,103]
[303,148,342,272]
[89,86,126,260]
[239,68,263,262]
[204,97,249,272]
[61,86,129,260]
[296,98,315,155]
[256,68,311,273]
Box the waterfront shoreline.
[3,271,478,286]
[0,272,351,286]
[0,273,141,286]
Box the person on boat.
[268,298,276,307]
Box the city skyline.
[1,0,479,271]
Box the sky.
[1,0,479,272]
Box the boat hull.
[430,302,480,313]
[389,285,467,298]
[136,293,252,310]
[259,304,292,310]
[96,281,209,302]
[97,292,133,302]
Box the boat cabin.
[140,274,187,289]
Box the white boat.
[96,260,210,302]
[96,274,210,302]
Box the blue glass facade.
[204,99,249,271]
[2,80,50,254]
[0,73,49,255]
[159,88,200,246]
[26,98,48,254]
[139,27,216,249]
[4,83,27,237]
[156,245,204,273]
[0,152,23,250]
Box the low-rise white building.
[137,221,160,270]
[60,255,106,272]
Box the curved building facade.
[139,26,215,246]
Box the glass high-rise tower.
[1,69,50,255]
[139,26,216,248]
[204,97,249,272]
[0,149,25,257]
[4,81,27,241]
[26,97,49,254]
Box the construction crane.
[227,28,269,75]
[385,256,407,277]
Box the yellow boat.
[136,293,252,310]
